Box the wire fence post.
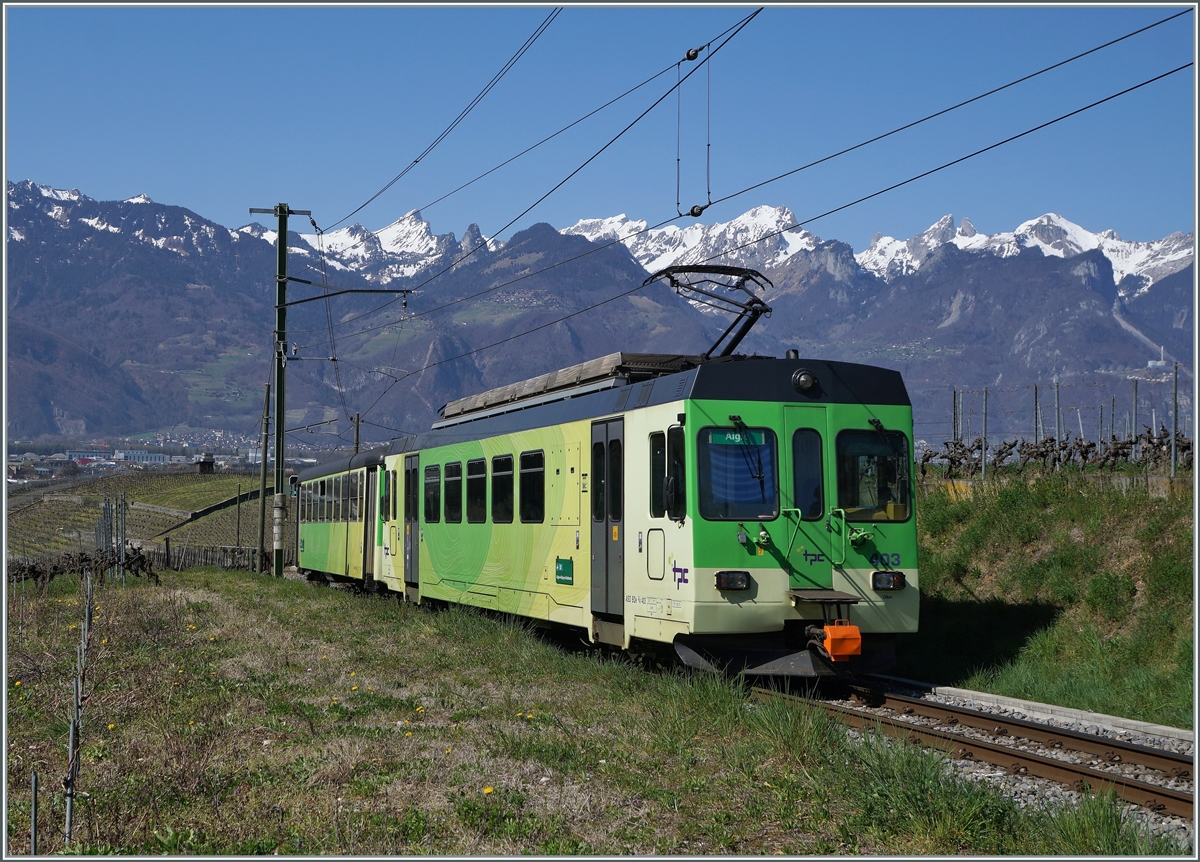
[1034,384,1040,444]
[1171,361,1178,478]
[1054,377,1061,470]
[31,770,38,855]
[981,387,988,480]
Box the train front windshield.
[697,428,780,520]
[836,429,911,521]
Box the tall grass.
[7,568,1189,855]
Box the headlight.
[872,570,906,591]
[715,570,751,591]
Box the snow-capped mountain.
[856,213,1194,293]
[562,205,819,273]
[290,211,502,285]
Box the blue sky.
[5,5,1196,252]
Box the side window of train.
[793,429,824,520]
[519,451,544,524]
[391,470,398,521]
[649,432,666,518]
[492,455,514,524]
[444,462,463,523]
[319,479,327,522]
[349,472,360,521]
[608,439,622,523]
[334,475,343,522]
[424,465,441,524]
[466,458,487,524]
[591,441,605,522]
[666,425,686,521]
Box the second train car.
[296,349,918,676]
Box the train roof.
[296,353,912,482]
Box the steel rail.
[753,689,1193,820]
[849,687,1193,779]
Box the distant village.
[7,433,323,484]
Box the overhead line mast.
[250,203,310,578]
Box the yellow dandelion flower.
[13,681,21,687]
[350,671,355,677]
[405,731,412,737]
[101,638,108,644]
[189,720,195,725]
[445,748,451,754]
[351,686,359,691]
[209,637,215,641]
[107,723,115,730]
[484,787,494,794]
[416,706,424,713]
[178,669,184,674]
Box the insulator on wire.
[685,47,700,61]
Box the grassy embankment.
[6,568,1189,856]
[901,471,1193,729]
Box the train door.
[403,454,420,588]
[363,469,376,585]
[783,406,834,589]
[590,419,625,617]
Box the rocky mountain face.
[6,179,1194,444]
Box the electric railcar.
[296,349,919,677]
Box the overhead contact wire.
[326,7,563,232]
[705,7,1193,210]
[293,8,761,341]
[698,62,1194,267]
[355,60,1193,420]
[290,5,1183,340]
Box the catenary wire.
[289,9,762,342]
[301,10,754,266]
[693,63,1194,268]
[286,7,1186,341]
[325,7,562,232]
[348,61,1193,423]
[703,7,1193,211]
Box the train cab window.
[492,455,514,524]
[466,459,487,523]
[836,429,911,522]
[792,429,824,520]
[444,462,463,523]
[424,466,441,523]
[607,439,622,523]
[591,442,605,522]
[649,432,666,518]
[697,427,779,521]
[666,425,686,521]
[519,451,545,523]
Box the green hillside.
[901,472,1193,728]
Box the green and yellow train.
[296,345,919,677]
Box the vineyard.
[6,472,296,562]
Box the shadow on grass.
[892,595,1061,686]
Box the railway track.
[752,686,1194,821]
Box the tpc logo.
[672,564,689,589]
